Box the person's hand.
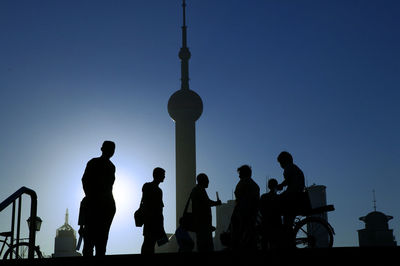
[216,199,222,206]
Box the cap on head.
[277,151,293,164]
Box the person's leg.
[282,213,296,248]
[141,236,156,254]
[95,218,114,256]
[196,230,214,252]
[82,225,94,257]
[94,235,107,256]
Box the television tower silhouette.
[168,0,203,228]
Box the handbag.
[134,199,144,227]
[180,194,195,232]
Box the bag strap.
[139,196,144,207]
[183,193,192,214]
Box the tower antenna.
[179,0,191,90]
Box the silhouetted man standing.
[191,173,221,252]
[276,151,305,247]
[141,167,167,254]
[231,165,260,251]
[80,141,116,256]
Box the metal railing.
[0,187,38,259]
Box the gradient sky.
[1,0,399,256]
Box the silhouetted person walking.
[80,140,116,256]
[190,173,221,252]
[141,167,167,254]
[259,178,283,250]
[276,151,305,247]
[230,165,260,251]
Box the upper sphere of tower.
[179,47,191,60]
[168,89,203,122]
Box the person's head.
[277,151,293,169]
[237,165,252,179]
[196,173,209,188]
[101,141,115,159]
[153,167,166,183]
[268,178,278,192]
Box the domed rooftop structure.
[53,209,81,257]
[357,190,396,247]
[359,211,393,231]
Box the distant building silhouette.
[214,200,235,250]
[358,211,396,246]
[53,209,81,257]
[307,184,330,247]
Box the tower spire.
[182,0,187,46]
[179,0,191,90]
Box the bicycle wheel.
[293,216,333,248]
[3,242,42,259]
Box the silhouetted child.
[175,217,194,252]
[259,178,283,250]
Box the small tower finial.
[65,208,69,225]
[372,189,377,211]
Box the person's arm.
[205,191,221,206]
[277,178,287,191]
[81,161,93,196]
[209,198,222,206]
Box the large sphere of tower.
[168,89,203,122]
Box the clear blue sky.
[0,0,399,256]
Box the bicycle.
[0,231,43,259]
[293,204,335,248]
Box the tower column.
[175,121,197,224]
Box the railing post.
[11,201,15,260]
[0,187,39,259]
[27,191,37,259]
[16,196,22,258]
